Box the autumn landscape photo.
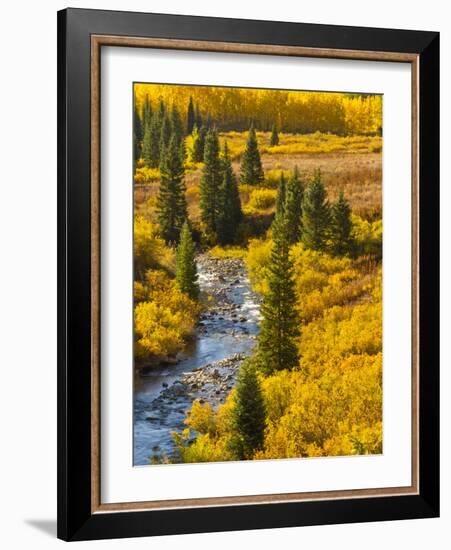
[132,83,383,466]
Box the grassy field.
[135,131,382,223]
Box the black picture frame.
[57,7,439,541]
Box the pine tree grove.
[301,169,331,251]
[258,216,300,374]
[176,221,199,299]
[240,126,264,185]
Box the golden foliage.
[135,84,382,136]
[246,188,277,213]
[133,216,175,277]
[245,237,273,294]
[134,165,160,185]
[173,396,236,463]
[351,215,383,257]
[257,353,382,459]
[134,269,200,362]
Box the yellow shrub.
[174,430,234,463]
[174,392,237,463]
[352,215,382,257]
[134,270,200,361]
[184,400,216,435]
[245,238,273,294]
[134,216,175,277]
[247,188,277,211]
[134,166,160,185]
[264,169,290,189]
[135,302,184,358]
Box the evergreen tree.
[171,105,184,144]
[187,96,196,135]
[157,99,165,121]
[204,113,212,129]
[275,172,287,220]
[330,191,354,256]
[217,142,242,245]
[258,216,300,374]
[133,103,143,164]
[176,221,199,299]
[142,114,161,168]
[192,125,207,163]
[195,103,203,128]
[230,358,266,460]
[156,134,187,244]
[199,128,222,238]
[240,126,264,185]
[301,169,331,251]
[159,111,172,159]
[270,123,279,146]
[284,166,304,244]
[142,96,152,132]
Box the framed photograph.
[57,8,439,541]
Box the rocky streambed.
[133,255,261,465]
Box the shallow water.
[133,256,261,466]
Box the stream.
[133,255,261,466]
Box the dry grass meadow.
[135,131,382,223]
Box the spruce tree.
[240,126,264,185]
[270,123,279,146]
[187,96,196,135]
[284,166,304,244]
[157,99,165,121]
[230,358,266,460]
[142,114,161,168]
[192,125,207,163]
[156,134,187,244]
[217,142,242,245]
[171,105,184,144]
[159,111,172,159]
[195,103,203,128]
[199,128,222,238]
[133,103,143,165]
[258,216,300,374]
[275,172,287,220]
[176,221,199,299]
[301,169,331,251]
[330,191,354,256]
[142,96,152,132]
